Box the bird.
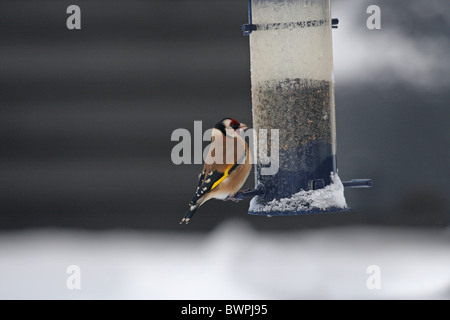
[180,118,252,224]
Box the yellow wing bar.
[211,164,234,190]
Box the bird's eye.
[230,120,240,130]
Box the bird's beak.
[239,123,248,132]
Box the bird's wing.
[189,164,233,206]
[189,134,248,206]
[190,136,249,206]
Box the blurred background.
[0,0,449,299]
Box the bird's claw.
[228,196,240,203]
[225,188,252,202]
[179,218,191,225]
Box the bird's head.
[215,118,248,137]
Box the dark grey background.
[0,0,448,231]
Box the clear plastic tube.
[248,0,346,215]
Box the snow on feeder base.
[249,173,347,215]
[245,0,348,215]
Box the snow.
[0,220,449,300]
[249,172,347,213]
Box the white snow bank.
[250,173,347,213]
[0,220,449,300]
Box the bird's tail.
[180,205,199,225]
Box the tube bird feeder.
[239,0,372,216]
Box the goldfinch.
[180,118,252,224]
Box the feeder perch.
[239,0,372,216]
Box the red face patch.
[230,119,240,130]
